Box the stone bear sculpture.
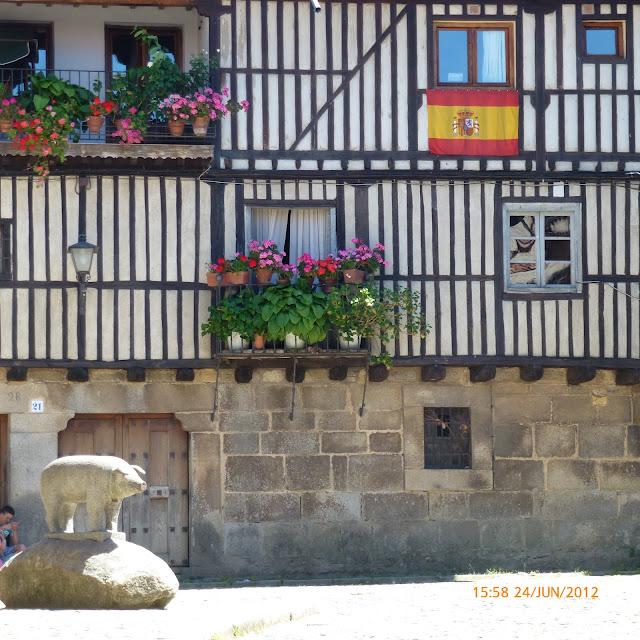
[40,455,147,534]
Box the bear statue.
[40,455,147,534]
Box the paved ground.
[0,573,638,640]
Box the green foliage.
[259,285,329,344]
[201,289,256,341]
[370,353,393,369]
[20,73,93,123]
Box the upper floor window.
[582,21,625,59]
[0,220,11,280]
[504,203,582,293]
[106,26,182,76]
[435,21,515,87]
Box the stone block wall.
[1,366,639,577]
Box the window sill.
[503,289,584,301]
[405,469,492,491]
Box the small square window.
[583,21,625,58]
[435,21,514,87]
[424,407,471,469]
[0,220,11,279]
[504,203,581,293]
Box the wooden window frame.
[581,20,626,61]
[0,21,54,70]
[434,20,515,88]
[503,202,582,295]
[105,25,183,78]
[0,220,11,281]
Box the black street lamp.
[68,234,98,360]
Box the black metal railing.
[0,67,215,145]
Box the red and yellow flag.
[426,89,519,156]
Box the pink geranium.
[247,239,286,270]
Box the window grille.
[424,407,471,469]
[0,221,11,279]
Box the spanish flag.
[426,89,519,156]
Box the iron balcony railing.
[0,67,215,145]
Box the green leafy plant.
[201,289,256,341]
[370,353,393,369]
[260,285,328,344]
[326,284,379,340]
[20,73,93,122]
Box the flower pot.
[222,271,249,286]
[87,115,104,134]
[253,334,266,350]
[277,277,292,286]
[320,278,338,293]
[342,268,366,284]
[0,119,12,134]
[284,333,306,351]
[225,332,249,352]
[168,120,186,137]
[339,333,362,351]
[206,272,218,287]
[255,268,273,284]
[191,115,210,137]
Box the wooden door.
[59,415,189,567]
[0,415,7,505]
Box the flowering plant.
[9,107,75,177]
[88,97,117,118]
[296,253,317,278]
[0,96,21,122]
[315,255,339,281]
[338,238,387,273]
[111,107,146,144]
[276,263,297,281]
[203,86,250,121]
[247,239,285,270]
[158,93,193,122]
[208,254,254,273]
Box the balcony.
[0,67,219,165]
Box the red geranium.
[89,97,117,118]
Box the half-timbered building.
[0,0,639,576]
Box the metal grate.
[424,407,471,469]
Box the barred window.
[424,408,471,470]
[0,221,10,279]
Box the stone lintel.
[174,412,216,432]
[9,412,75,433]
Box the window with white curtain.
[249,207,337,261]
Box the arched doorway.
[59,414,189,567]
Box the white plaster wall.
[0,4,208,70]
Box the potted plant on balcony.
[210,253,252,286]
[316,255,339,292]
[247,239,285,284]
[337,238,387,284]
[87,96,117,134]
[296,253,318,290]
[275,263,297,285]
[326,284,378,350]
[0,91,21,133]
[158,93,192,137]
[260,285,328,351]
[201,288,255,352]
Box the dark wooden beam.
[369,364,389,383]
[421,365,446,382]
[328,366,348,381]
[127,366,146,382]
[567,367,597,385]
[234,366,253,384]
[469,365,496,383]
[67,367,89,382]
[6,367,27,382]
[615,369,640,386]
[520,365,544,382]
[176,368,195,382]
[285,365,305,384]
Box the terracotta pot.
[342,268,366,284]
[253,334,266,350]
[255,268,273,284]
[320,277,338,293]
[277,277,292,286]
[0,119,12,134]
[168,119,186,137]
[206,272,218,287]
[222,271,249,286]
[86,115,104,134]
[191,115,210,138]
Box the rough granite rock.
[0,537,179,609]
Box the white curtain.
[478,31,506,83]
[289,208,333,261]
[250,207,290,252]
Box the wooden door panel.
[168,424,190,567]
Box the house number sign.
[30,400,44,413]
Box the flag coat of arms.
[426,89,519,156]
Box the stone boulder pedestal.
[0,535,179,609]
